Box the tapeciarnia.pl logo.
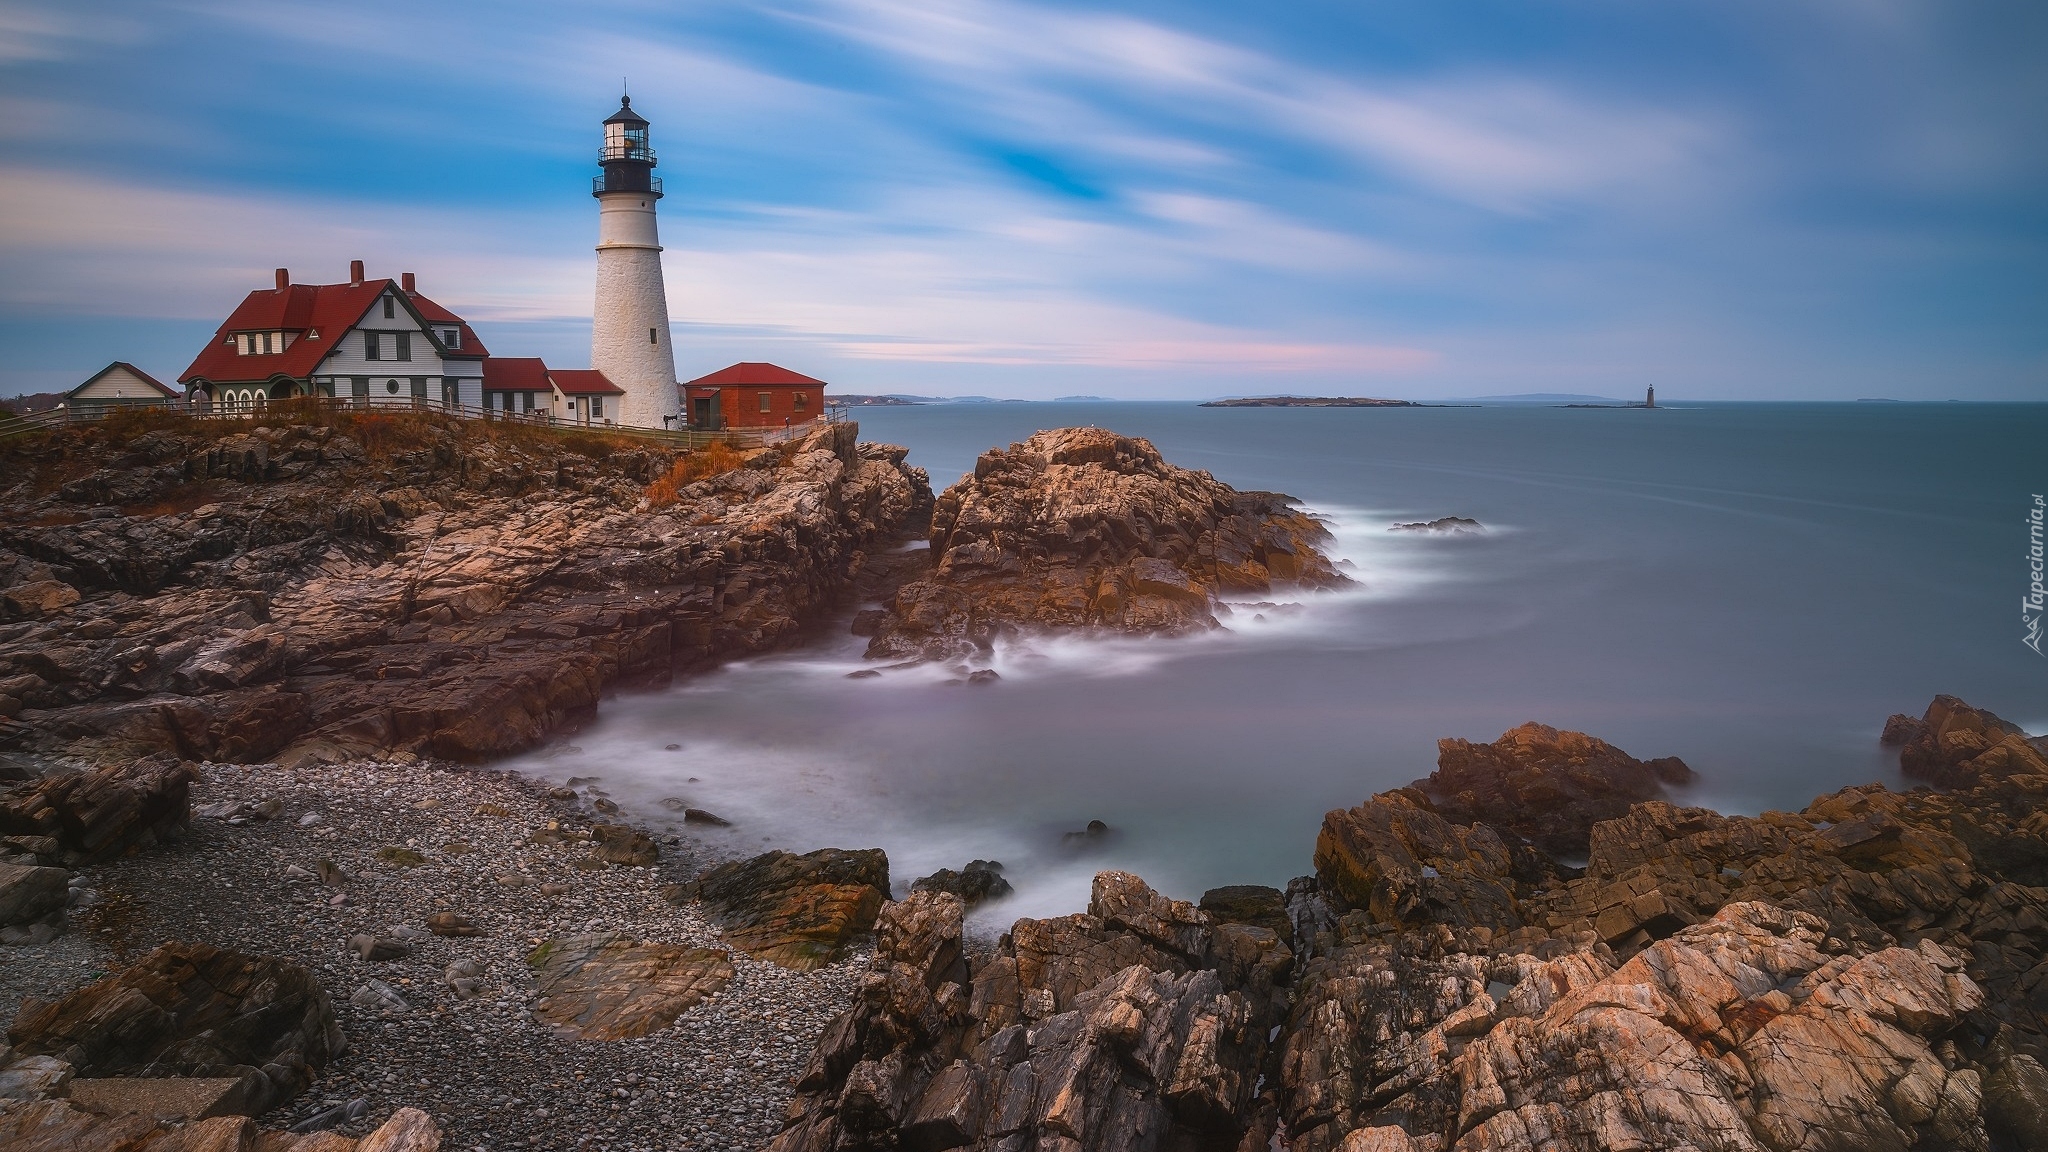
[2027,494,2045,656]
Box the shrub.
[644,441,747,508]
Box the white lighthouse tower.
[590,97,682,429]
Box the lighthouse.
[590,97,682,429]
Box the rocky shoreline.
[0,407,931,773]
[4,419,2047,1151]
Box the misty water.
[502,400,2048,926]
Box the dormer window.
[383,294,396,319]
[442,328,460,349]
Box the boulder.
[526,932,734,1040]
[1420,721,1696,857]
[698,847,891,970]
[0,755,196,864]
[588,823,658,867]
[863,427,1347,659]
[1313,790,1523,931]
[5,941,341,1116]
[0,861,68,929]
[909,859,1012,907]
[1894,694,2048,787]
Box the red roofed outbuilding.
[682,362,826,430]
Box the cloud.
[789,0,1728,213]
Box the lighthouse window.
[649,327,658,344]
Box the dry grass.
[644,441,748,509]
[3,401,661,499]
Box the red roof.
[482,357,551,391]
[548,369,623,395]
[684,362,827,387]
[179,277,488,387]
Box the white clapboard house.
[180,261,490,410]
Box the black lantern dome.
[596,96,660,197]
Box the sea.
[501,400,2048,926]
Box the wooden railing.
[0,396,846,448]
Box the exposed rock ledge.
[0,412,930,769]
[863,427,1348,660]
[768,695,2048,1151]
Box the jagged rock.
[910,859,1012,907]
[0,754,195,864]
[1894,694,2048,787]
[698,847,891,970]
[864,427,1346,660]
[768,874,1286,1151]
[1420,722,1696,857]
[525,932,734,1040]
[588,823,657,866]
[5,940,341,1116]
[0,416,930,765]
[1282,901,1996,1152]
[1313,789,1523,931]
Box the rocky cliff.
[0,409,929,769]
[862,427,1346,661]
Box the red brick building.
[682,362,826,430]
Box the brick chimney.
[275,268,289,291]
[349,259,365,287]
[401,272,415,294]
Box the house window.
[649,327,658,344]
[395,332,411,362]
[365,332,382,360]
[385,379,400,394]
[444,328,460,349]
[590,397,604,418]
[351,377,369,398]
[794,392,808,412]
[758,392,772,413]
[383,295,396,319]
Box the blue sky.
[1,0,2042,399]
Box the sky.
[0,0,2043,401]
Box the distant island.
[826,394,922,405]
[1199,396,1424,408]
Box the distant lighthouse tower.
[591,96,682,429]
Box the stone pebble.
[0,757,865,1151]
